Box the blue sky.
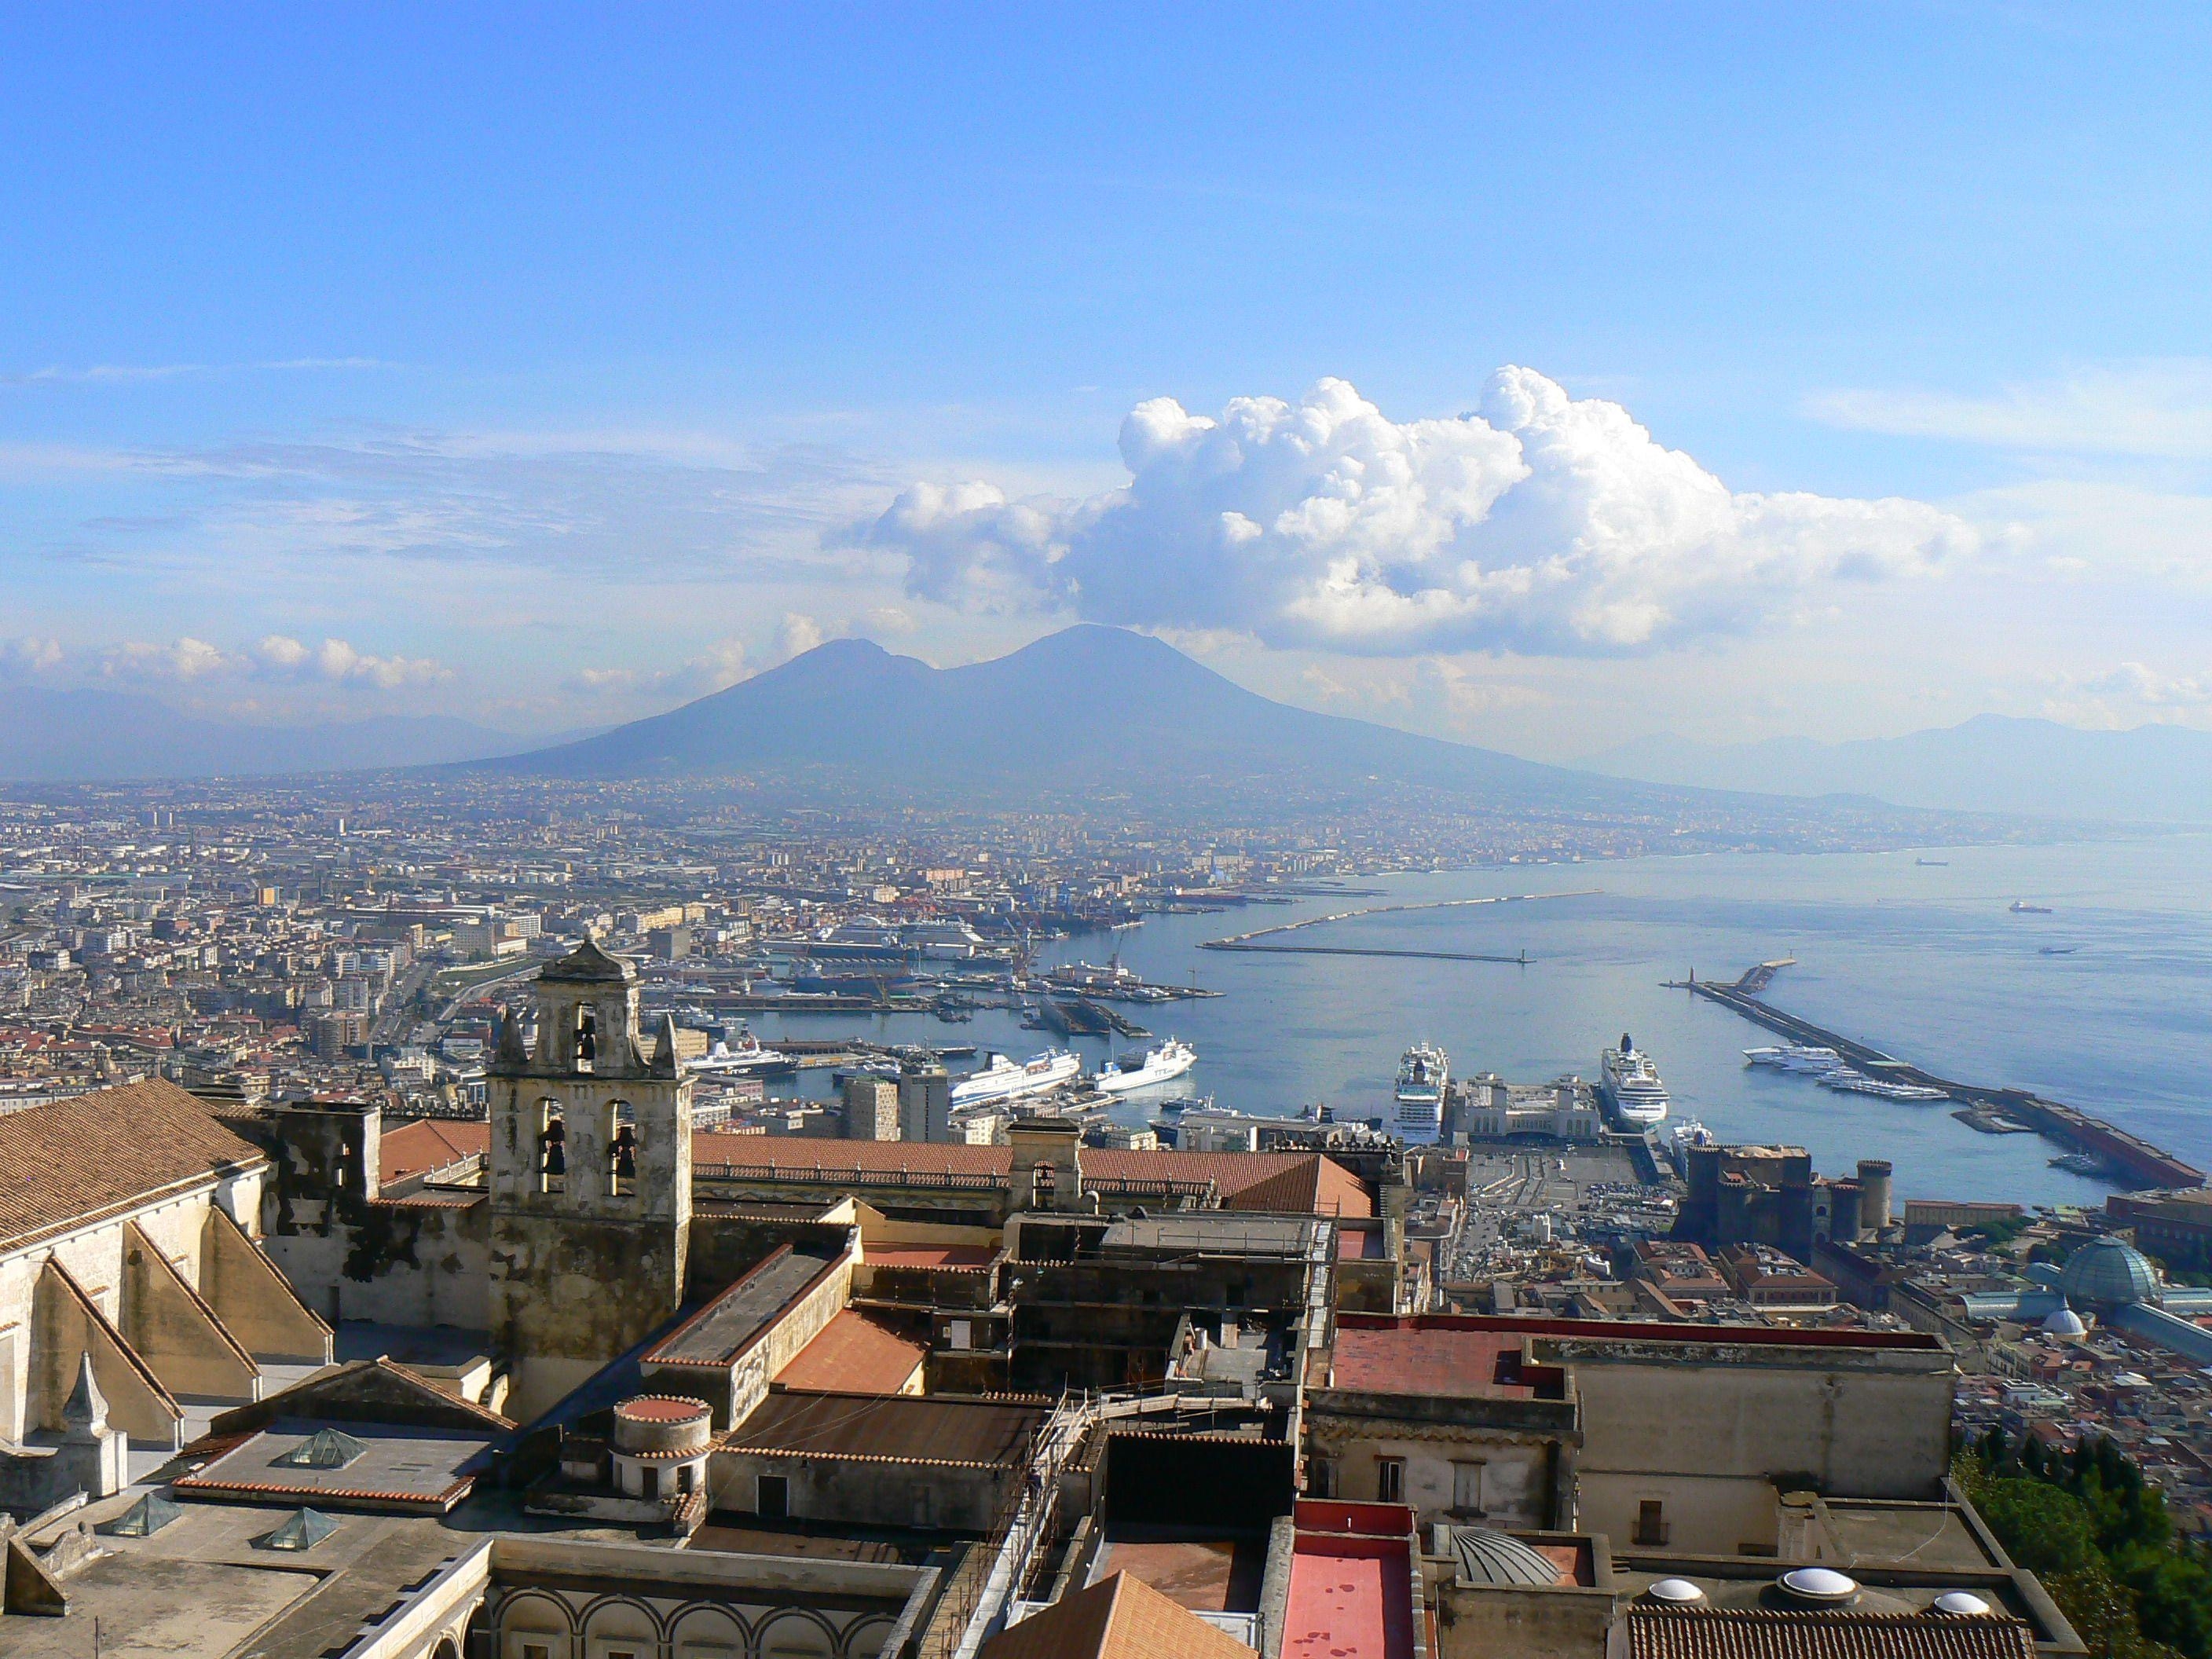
[4,5,2211,753]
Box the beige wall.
[1569,1357,1953,1553]
[1313,1428,1554,1529]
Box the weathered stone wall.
[260,1196,488,1333]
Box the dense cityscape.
[0,775,2206,1659]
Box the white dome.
[2042,1305,2087,1337]
[1780,1567,1859,1602]
[1933,1591,1994,1616]
[1647,1578,1707,1604]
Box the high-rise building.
[843,1075,899,1141]
[899,1059,952,1144]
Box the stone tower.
[488,937,691,1418]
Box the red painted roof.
[775,1309,928,1395]
[1285,1536,1413,1659]
[864,1242,999,1269]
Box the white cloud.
[101,637,233,682]
[568,637,751,701]
[775,612,826,661]
[870,370,1973,656]
[2041,661,2212,727]
[0,637,64,676]
[1811,361,2212,460]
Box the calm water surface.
[748,835,2212,1210]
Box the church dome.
[1451,1528,1566,1588]
[2059,1238,2159,1310]
[2042,1302,2088,1337]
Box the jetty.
[1684,971,2204,1190]
[1199,888,1596,962]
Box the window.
[1452,1460,1486,1516]
[536,1102,566,1195]
[1375,1457,1404,1504]
[574,1006,597,1073]
[640,1463,659,1500]
[1635,1500,1668,1546]
[758,1474,789,1519]
[947,1320,972,1351]
[608,1121,637,1196]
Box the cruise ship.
[1095,1038,1196,1095]
[950,1049,1082,1108]
[1597,1035,1669,1129]
[1393,1043,1449,1137]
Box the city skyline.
[5,6,2212,760]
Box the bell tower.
[487,936,692,1418]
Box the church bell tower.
[487,936,692,1418]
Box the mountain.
[1581,714,2212,823]
[482,625,1837,825]
[0,685,544,781]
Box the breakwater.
[1686,975,2205,1191]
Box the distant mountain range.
[478,625,1925,838]
[1582,714,2212,823]
[0,685,544,781]
[480,624,1667,809]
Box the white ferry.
[1095,1038,1196,1095]
[950,1049,1082,1108]
[1393,1043,1449,1137]
[687,1028,789,1073]
[1597,1034,1669,1128]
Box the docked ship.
[950,1049,1082,1108]
[1095,1038,1197,1095]
[1597,1035,1669,1129]
[687,1028,789,1073]
[1393,1043,1449,1137]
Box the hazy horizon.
[6,9,2212,765]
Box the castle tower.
[488,937,691,1418]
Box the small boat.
[1915,858,1950,866]
[2038,946,2078,956]
[2010,900,2053,914]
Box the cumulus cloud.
[93,634,452,689]
[870,370,1976,656]
[0,637,64,676]
[775,612,826,661]
[101,637,232,682]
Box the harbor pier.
[1686,976,2204,1190]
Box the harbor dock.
[1686,972,2204,1190]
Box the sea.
[743,833,2212,1210]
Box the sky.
[4,4,2212,758]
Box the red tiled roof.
[775,1309,928,1394]
[379,1117,489,1179]
[0,1079,267,1254]
[1328,1325,1553,1401]
[863,1243,999,1269]
[1623,1610,2035,1659]
[980,1571,1254,1659]
[361,1122,1375,1219]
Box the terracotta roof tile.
[0,1079,267,1254]
[980,1572,1255,1659]
[775,1309,928,1394]
[1624,1610,2037,1659]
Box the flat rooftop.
[1093,1525,1268,1613]
[645,1240,846,1368]
[724,1390,1043,1468]
[863,1241,999,1269]
[1100,1214,1320,1257]
[174,1419,496,1512]
[1328,1326,1563,1401]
